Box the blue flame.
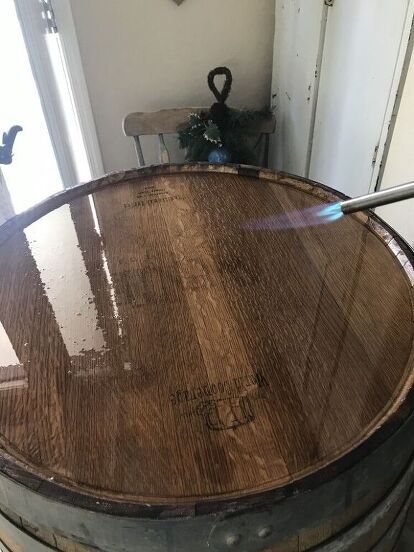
[245,202,344,231]
[317,202,343,222]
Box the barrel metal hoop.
[207,454,414,551]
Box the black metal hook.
[0,126,23,165]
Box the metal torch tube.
[340,181,414,214]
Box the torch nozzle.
[340,181,414,215]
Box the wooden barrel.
[0,163,413,552]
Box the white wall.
[377,48,414,247]
[69,0,275,173]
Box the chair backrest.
[123,107,276,167]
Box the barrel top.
[0,164,413,515]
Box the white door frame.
[15,0,78,188]
[271,0,414,196]
[270,0,327,177]
[14,0,104,186]
[305,2,330,178]
[51,0,104,179]
[374,5,414,192]
[0,169,15,226]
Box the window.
[0,0,103,219]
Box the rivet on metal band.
[225,533,242,547]
[257,525,273,539]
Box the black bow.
[208,67,233,104]
[207,67,233,129]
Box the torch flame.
[245,202,343,231]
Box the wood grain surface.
[0,165,413,510]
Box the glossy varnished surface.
[0,166,413,507]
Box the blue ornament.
[208,148,231,163]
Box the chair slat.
[133,136,145,167]
[264,133,270,168]
[124,108,206,137]
[158,134,170,164]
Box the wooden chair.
[123,107,276,167]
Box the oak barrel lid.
[0,163,413,517]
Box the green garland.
[178,108,270,165]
